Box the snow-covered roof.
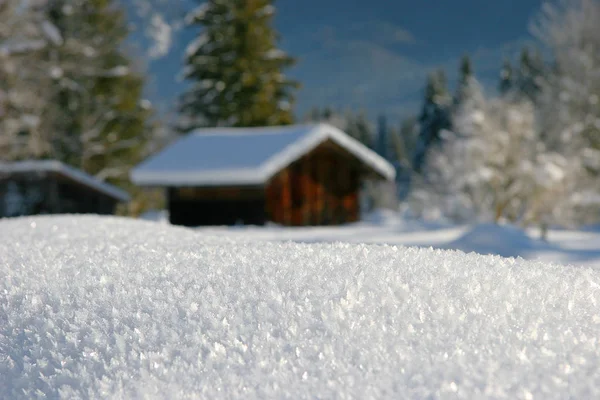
[131,123,396,187]
[0,160,130,202]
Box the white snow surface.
[130,123,396,187]
[3,215,600,398]
[197,209,600,269]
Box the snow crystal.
[2,215,600,398]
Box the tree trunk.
[540,221,549,242]
[494,201,508,224]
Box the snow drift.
[1,216,600,399]
[446,223,553,258]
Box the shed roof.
[131,123,396,187]
[0,160,130,202]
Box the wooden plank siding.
[265,140,362,226]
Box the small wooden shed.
[131,123,395,227]
[0,160,130,218]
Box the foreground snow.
[2,216,600,398]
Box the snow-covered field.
[190,210,600,269]
[2,215,600,398]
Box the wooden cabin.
[0,160,129,218]
[131,123,395,227]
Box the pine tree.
[0,1,54,161]
[304,106,347,131]
[375,115,388,159]
[453,55,485,114]
[321,107,334,120]
[413,69,452,172]
[452,57,486,137]
[515,47,544,102]
[411,96,544,224]
[530,0,600,226]
[454,55,473,106]
[41,0,154,186]
[499,58,514,96]
[307,106,321,122]
[180,0,298,130]
[346,111,373,149]
[395,116,418,166]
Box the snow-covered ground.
[2,215,600,398]
[190,209,600,269]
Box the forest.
[1,0,599,234]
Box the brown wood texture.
[173,186,264,201]
[265,140,362,226]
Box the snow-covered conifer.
[412,70,452,172]
[530,0,600,225]
[180,0,298,130]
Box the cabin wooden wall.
[266,142,360,226]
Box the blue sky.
[140,0,546,122]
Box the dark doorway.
[169,198,267,226]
